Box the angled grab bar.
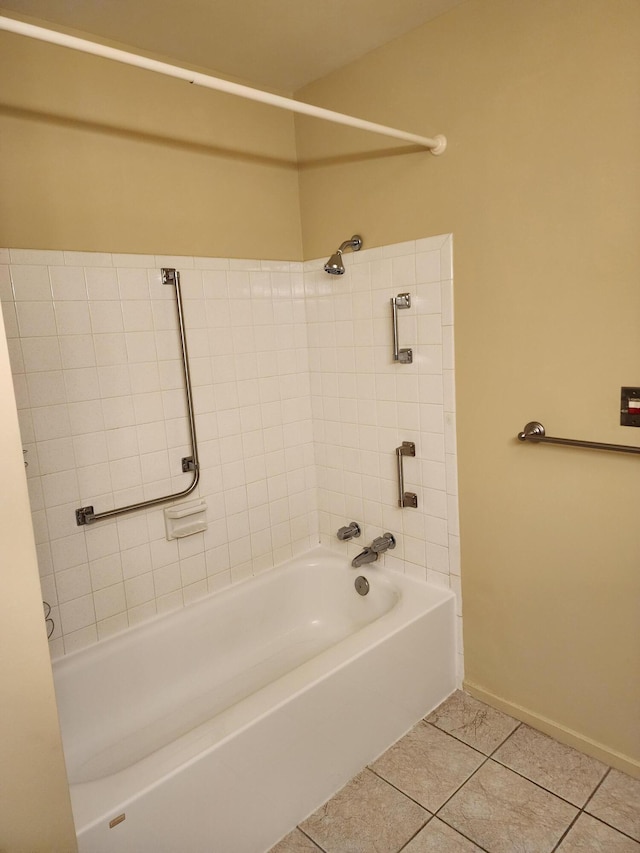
[391,293,413,364]
[517,421,640,455]
[75,268,200,525]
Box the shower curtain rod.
[0,15,447,154]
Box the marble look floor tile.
[268,828,324,852]
[300,768,429,853]
[586,769,640,842]
[426,690,519,755]
[556,812,640,852]
[402,817,485,852]
[371,721,485,812]
[492,724,608,806]
[438,759,577,853]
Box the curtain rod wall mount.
[0,15,447,154]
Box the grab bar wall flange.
[75,268,200,525]
[396,441,418,508]
[517,421,640,455]
[391,293,413,364]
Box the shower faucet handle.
[370,532,396,553]
[337,522,361,541]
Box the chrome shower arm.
[338,236,363,253]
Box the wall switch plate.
[620,387,640,427]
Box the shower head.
[324,235,363,275]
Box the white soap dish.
[164,499,208,540]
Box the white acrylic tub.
[53,546,456,852]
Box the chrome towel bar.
[517,421,640,455]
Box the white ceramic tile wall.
[1,237,461,681]
[1,250,316,657]
[304,235,463,681]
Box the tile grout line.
[424,716,521,757]
[485,753,603,815]
[430,718,616,817]
[428,720,639,852]
[366,737,494,850]
[296,824,327,852]
[548,766,640,852]
[429,817,493,853]
[366,763,436,812]
[391,716,601,852]
[394,814,431,853]
[285,708,637,853]
[577,811,640,846]
[429,748,582,853]
[549,809,583,853]
[366,715,522,851]
[582,765,611,811]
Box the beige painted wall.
[0,11,638,850]
[0,29,302,260]
[0,300,77,851]
[0,23,303,849]
[296,0,640,774]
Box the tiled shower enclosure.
[0,236,461,678]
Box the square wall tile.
[7,241,457,662]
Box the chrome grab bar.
[391,293,412,364]
[75,268,200,525]
[517,421,640,455]
[396,441,418,508]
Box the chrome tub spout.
[351,533,396,568]
[351,547,378,568]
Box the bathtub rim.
[51,544,445,670]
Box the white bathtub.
[53,546,456,852]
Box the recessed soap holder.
[164,499,208,540]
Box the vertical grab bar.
[396,442,418,508]
[391,293,413,364]
[75,268,200,525]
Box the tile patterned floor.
[269,691,640,853]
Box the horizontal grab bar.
[517,421,640,455]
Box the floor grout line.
[424,717,505,757]
[486,754,591,811]
[297,825,326,852]
[426,718,611,815]
[579,812,640,845]
[549,809,583,853]
[275,697,639,853]
[366,764,436,814]
[395,814,431,852]
[429,813,493,852]
[582,765,611,810]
